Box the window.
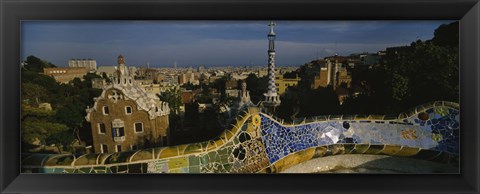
[103,106,109,115]
[112,119,125,140]
[115,145,122,152]
[134,122,144,133]
[131,145,138,151]
[112,127,125,137]
[98,123,106,134]
[101,144,108,153]
[125,106,132,115]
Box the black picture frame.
[1,0,479,193]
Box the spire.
[114,55,130,85]
[263,21,281,110]
[117,54,125,65]
[268,21,276,36]
[268,21,276,52]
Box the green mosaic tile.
[40,168,55,173]
[110,166,117,173]
[233,138,240,144]
[188,156,200,166]
[79,167,92,173]
[220,156,229,164]
[208,152,221,163]
[189,166,200,173]
[53,168,65,173]
[343,144,355,153]
[217,148,228,156]
[64,168,76,173]
[200,155,209,165]
[93,166,105,171]
[222,163,233,171]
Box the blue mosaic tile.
[259,105,459,164]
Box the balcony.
[113,136,125,142]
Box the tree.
[24,55,56,73]
[429,21,459,48]
[384,39,458,112]
[391,72,409,102]
[45,128,75,153]
[245,73,267,104]
[158,87,182,115]
[21,103,71,152]
[299,86,341,117]
[21,83,49,105]
[54,102,86,141]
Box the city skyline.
[21,20,453,67]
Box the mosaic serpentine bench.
[22,101,459,173]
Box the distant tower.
[174,61,177,69]
[263,21,281,111]
[114,54,132,86]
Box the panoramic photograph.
[20,20,459,173]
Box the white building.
[69,59,97,71]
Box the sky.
[21,20,454,67]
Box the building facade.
[275,75,301,95]
[85,55,170,153]
[43,67,88,84]
[311,58,352,90]
[69,59,97,71]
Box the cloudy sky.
[21,20,453,67]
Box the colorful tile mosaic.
[22,101,459,173]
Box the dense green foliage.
[276,21,459,119]
[24,55,57,72]
[21,57,102,153]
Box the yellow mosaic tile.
[379,145,402,155]
[328,144,345,155]
[182,143,204,155]
[130,149,154,162]
[401,128,418,140]
[394,146,421,156]
[363,145,385,154]
[313,146,328,158]
[168,157,189,169]
[158,147,179,158]
[351,144,370,154]
[205,140,218,151]
[368,115,385,120]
